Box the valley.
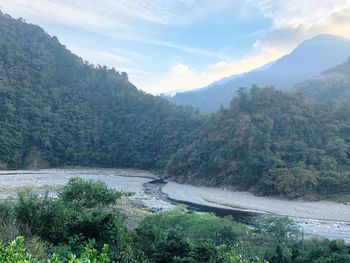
[1,169,349,242]
[1,5,350,261]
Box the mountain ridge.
[0,11,202,170]
[169,34,350,114]
[293,57,350,102]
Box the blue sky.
[1,0,350,94]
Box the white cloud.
[0,0,190,29]
[141,45,283,94]
[141,0,350,95]
[140,39,226,59]
[0,0,120,29]
[171,64,193,75]
[0,0,226,59]
[150,0,350,96]
[2,0,350,94]
[255,0,350,29]
[252,0,350,52]
[106,0,189,26]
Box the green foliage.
[0,11,202,170]
[0,201,19,242]
[1,179,269,262]
[1,184,350,263]
[294,58,350,103]
[0,236,111,262]
[167,86,350,199]
[59,177,122,208]
[136,207,249,244]
[294,238,350,263]
[134,208,266,263]
[256,217,299,242]
[217,245,269,263]
[255,217,299,263]
[13,179,143,262]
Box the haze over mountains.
[1,3,350,262]
[294,58,350,103]
[170,34,350,114]
[1,11,350,201]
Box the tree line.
[1,12,350,200]
[167,86,350,199]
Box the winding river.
[0,169,349,242]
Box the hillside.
[294,58,350,102]
[0,12,202,170]
[166,86,350,199]
[170,35,350,114]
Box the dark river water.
[144,179,350,242]
[171,199,261,225]
[144,179,261,225]
[1,169,348,242]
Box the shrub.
[59,177,122,208]
[0,236,110,262]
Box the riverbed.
[0,169,349,242]
[163,182,350,241]
[0,169,173,210]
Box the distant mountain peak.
[305,34,349,43]
[295,34,350,50]
[169,34,350,113]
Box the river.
[0,169,349,242]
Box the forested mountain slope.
[167,86,350,199]
[294,58,350,102]
[169,35,350,114]
[0,12,202,170]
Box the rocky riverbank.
[1,169,349,241]
[162,182,350,241]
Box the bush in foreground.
[0,236,110,262]
[1,178,349,262]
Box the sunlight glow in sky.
[1,0,350,94]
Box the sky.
[1,0,350,94]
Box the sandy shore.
[162,182,350,222]
[0,169,172,210]
[1,169,349,241]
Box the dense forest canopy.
[2,11,350,200]
[0,12,202,170]
[1,7,350,263]
[167,86,350,199]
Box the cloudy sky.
[1,0,350,94]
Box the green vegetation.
[294,58,350,103]
[0,12,202,170]
[12,179,140,262]
[1,9,350,263]
[2,12,350,201]
[167,86,350,199]
[136,207,249,243]
[0,179,261,262]
[1,179,349,262]
[0,236,110,262]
